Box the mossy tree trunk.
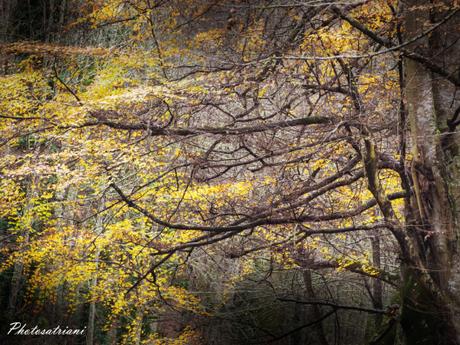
[400,1,460,344]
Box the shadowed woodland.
[0,0,460,344]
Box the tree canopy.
[1,1,459,344]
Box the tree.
[0,1,459,344]
[400,1,460,343]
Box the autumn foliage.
[1,1,460,345]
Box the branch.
[0,114,43,121]
[253,309,336,344]
[277,297,387,314]
[110,182,407,232]
[92,112,332,136]
[330,5,460,87]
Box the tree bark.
[371,235,383,329]
[303,269,330,345]
[401,1,460,344]
[86,199,105,345]
[7,175,37,317]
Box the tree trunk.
[303,269,329,345]
[86,199,105,345]
[0,0,17,41]
[401,1,460,344]
[86,249,99,345]
[371,235,383,329]
[133,307,144,345]
[7,175,37,317]
[107,318,119,345]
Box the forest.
[0,0,459,344]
